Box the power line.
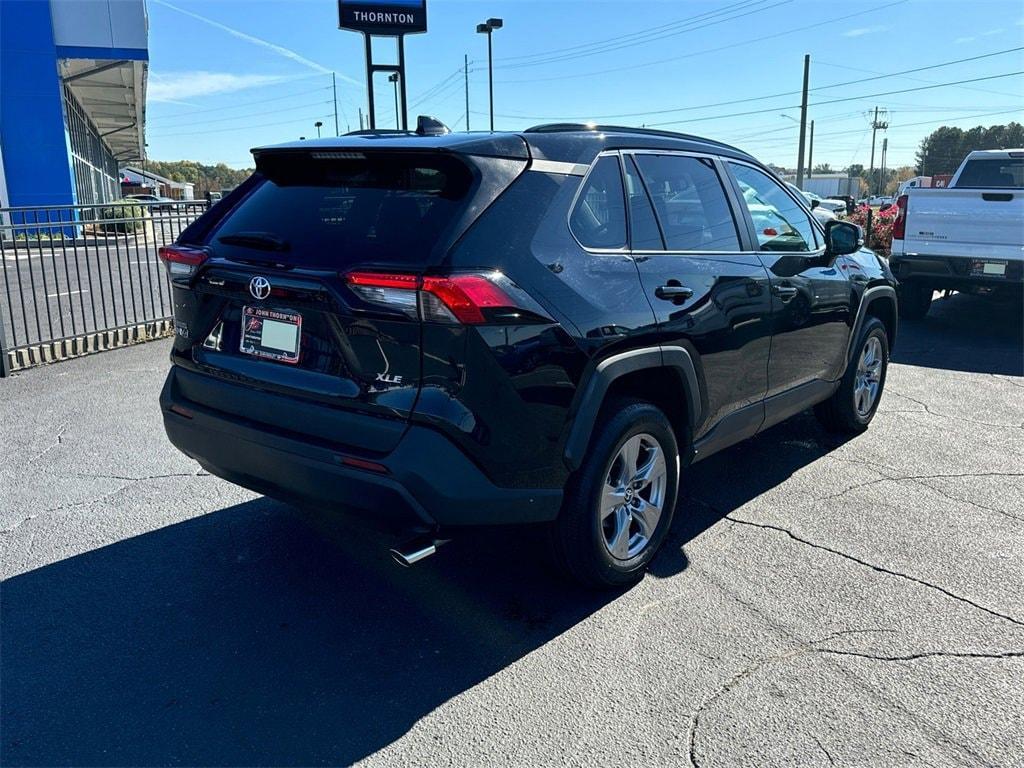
[487,46,1024,122]
[500,0,792,70]
[151,112,335,137]
[646,71,1024,127]
[149,100,335,131]
[496,0,773,65]
[493,2,904,85]
[150,83,333,121]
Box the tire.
[897,280,932,319]
[548,398,680,589]
[815,317,889,434]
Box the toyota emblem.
[249,276,271,300]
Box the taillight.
[158,245,208,277]
[892,194,908,240]
[343,271,548,325]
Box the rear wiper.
[217,231,290,251]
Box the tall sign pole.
[338,1,427,131]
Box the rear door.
[166,149,524,446]
[624,151,773,442]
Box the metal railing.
[0,200,209,376]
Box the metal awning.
[59,58,147,163]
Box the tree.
[812,163,833,174]
[141,160,254,197]
[916,122,1023,175]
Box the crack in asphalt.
[824,456,1024,524]
[887,389,1024,430]
[27,422,69,464]
[721,514,1024,628]
[0,471,212,536]
[686,629,895,768]
[813,472,1024,504]
[812,736,836,767]
[816,648,1024,663]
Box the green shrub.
[98,199,148,233]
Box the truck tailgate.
[902,189,1024,262]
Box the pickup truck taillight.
[892,194,909,240]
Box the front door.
[623,151,773,445]
[725,161,853,396]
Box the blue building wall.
[0,0,78,207]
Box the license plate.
[240,306,301,364]
[972,260,1007,277]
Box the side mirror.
[825,220,863,256]
[810,199,820,210]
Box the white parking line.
[47,289,90,298]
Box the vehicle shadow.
[891,291,1023,376]
[1,413,853,767]
[1,504,614,766]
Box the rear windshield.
[209,152,474,268]
[955,157,1024,188]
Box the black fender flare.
[842,284,897,370]
[563,345,701,471]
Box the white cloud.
[148,71,295,102]
[152,0,361,86]
[954,36,976,44]
[843,26,887,37]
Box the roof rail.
[343,128,414,136]
[524,123,746,155]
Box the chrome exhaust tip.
[390,534,441,567]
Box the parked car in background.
[786,182,842,225]
[890,148,1024,318]
[126,193,179,211]
[159,122,896,588]
[827,195,856,215]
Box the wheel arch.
[563,346,701,471]
[843,285,897,369]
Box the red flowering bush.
[847,203,898,255]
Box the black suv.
[160,122,897,587]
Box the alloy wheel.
[854,335,883,416]
[600,433,667,561]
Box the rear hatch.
[164,141,528,450]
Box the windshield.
[955,157,1024,188]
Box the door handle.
[772,284,798,301]
[655,284,694,302]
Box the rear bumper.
[890,254,1024,291]
[161,367,562,530]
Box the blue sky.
[145,0,1024,170]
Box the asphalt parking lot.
[2,291,1022,767]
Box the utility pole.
[868,106,888,197]
[358,107,364,131]
[464,53,470,131]
[880,137,888,196]
[796,53,809,189]
[332,73,339,136]
[807,120,814,179]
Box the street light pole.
[388,72,400,130]
[477,18,502,132]
[314,120,323,138]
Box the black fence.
[0,200,208,376]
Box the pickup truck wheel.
[897,281,932,319]
[815,317,889,434]
[549,399,679,589]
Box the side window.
[570,155,627,249]
[729,163,817,253]
[633,154,741,251]
[623,155,664,250]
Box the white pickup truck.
[890,149,1024,318]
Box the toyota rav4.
[160,121,897,587]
